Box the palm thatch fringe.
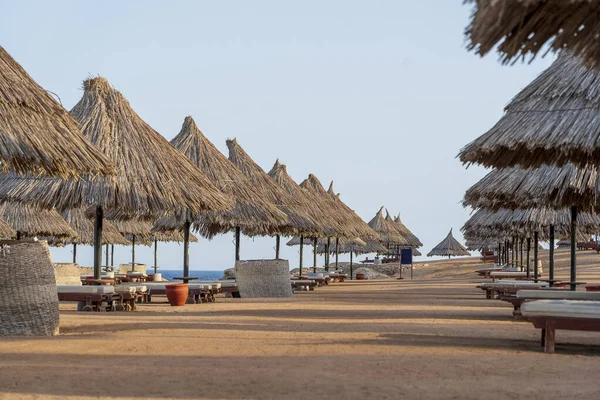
[0,215,15,239]
[427,229,470,257]
[55,208,129,246]
[0,46,115,178]
[461,207,600,241]
[113,219,198,245]
[459,53,600,169]
[268,160,345,237]
[226,138,319,236]
[0,202,77,238]
[465,1,600,68]
[157,117,287,237]
[0,77,233,220]
[463,164,600,213]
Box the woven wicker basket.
[0,241,60,336]
[235,259,293,298]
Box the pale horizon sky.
[2,1,556,271]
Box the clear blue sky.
[1,1,555,271]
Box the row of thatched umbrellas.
[0,45,427,279]
[458,49,600,289]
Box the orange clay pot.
[166,284,188,306]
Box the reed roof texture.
[465,0,600,68]
[461,207,600,240]
[0,202,77,238]
[427,229,470,257]
[163,117,287,237]
[386,210,422,248]
[0,46,115,178]
[298,179,375,239]
[367,207,406,244]
[269,160,350,237]
[459,53,600,169]
[113,219,198,244]
[58,208,129,246]
[0,77,233,220]
[226,138,319,236]
[0,215,16,239]
[463,164,600,213]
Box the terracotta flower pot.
[166,284,188,306]
[356,273,365,280]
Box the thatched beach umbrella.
[157,117,287,261]
[465,1,600,68]
[367,207,406,245]
[0,202,77,240]
[427,229,470,259]
[391,213,422,248]
[0,216,15,240]
[0,78,233,279]
[0,46,114,178]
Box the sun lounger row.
[56,285,147,311]
[477,280,549,299]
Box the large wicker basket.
[235,259,293,298]
[0,241,60,336]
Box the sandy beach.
[1,249,599,400]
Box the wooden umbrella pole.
[511,236,515,268]
[72,243,77,264]
[526,238,531,279]
[153,239,158,273]
[533,231,539,283]
[350,251,354,280]
[183,220,190,277]
[570,205,577,291]
[325,237,331,271]
[131,235,136,271]
[93,206,103,280]
[110,244,114,268]
[299,235,304,277]
[313,238,317,273]
[519,237,524,271]
[235,226,241,261]
[275,235,280,259]
[335,237,339,270]
[497,242,501,265]
[105,244,109,269]
[549,225,555,286]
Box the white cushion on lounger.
[521,300,600,319]
[220,280,237,288]
[480,282,547,289]
[57,285,114,294]
[147,284,167,291]
[307,273,323,279]
[114,286,137,294]
[517,290,600,300]
[101,272,115,278]
[489,271,530,277]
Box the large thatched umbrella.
[0,217,15,240]
[0,46,114,178]
[464,1,600,68]
[427,229,470,259]
[367,207,406,245]
[391,212,422,248]
[299,177,376,273]
[156,117,287,261]
[268,160,349,271]
[0,78,233,279]
[0,202,77,240]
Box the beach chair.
[488,271,541,282]
[477,281,548,299]
[521,300,600,353]
[504,289,600,317]
[291,278,317,291]
[56,285,118,312]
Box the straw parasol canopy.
[0,46,115,178]
[386,210,422,248]
[268,160,344,237]
[463,164,600,213]
[226,138,319,236]
[58,208,129,245]
[427,229,470,258]
[465,1,600,68]
[297,178,375,239]
[459,53,600,169]
[0,202,77,239]
[159,117,287,237]
[112,219,198,244]
[367,206,406,244]
[0,77,233,220]
[316,237,370,254]
[462,207,600,240]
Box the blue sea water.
[159,270,224,281]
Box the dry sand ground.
[1,249,600,400]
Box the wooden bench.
[522,300,600,353]
[477,281,548,299]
